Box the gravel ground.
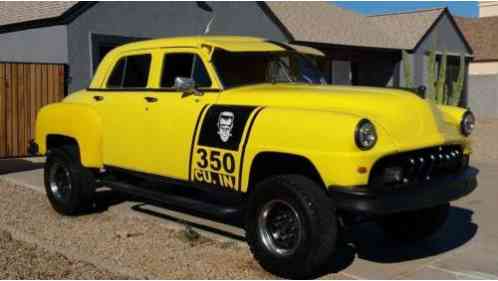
[471,119,498,163]
[0,230,127,279]
[0,179,342,279]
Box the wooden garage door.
[0,63,66,158]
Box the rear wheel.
[378,203,449,242]
[245,175,337,279]
[44,145,96,215]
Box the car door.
[142,48,221,180]
[91,52,153,171]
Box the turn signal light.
[357,167,368,174]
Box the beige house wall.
[469,61,498,75]
[479,1,498,17]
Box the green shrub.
[450,54,465,106]
[402,50,414,88]
[435,51,447,104]
[426,49,437,102]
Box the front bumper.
[328,167,478,215]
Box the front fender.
[35,103,103,168]
[241,108,397,190]
[436,104,471,153]
[437,104,466,125]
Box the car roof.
[112,35,324,56]
[89,35,325,89]
[114,36,273,51]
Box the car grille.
[369,145,468,192]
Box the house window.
[107,54,151,88]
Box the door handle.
[145,96,158,103]
[93,95,104,101]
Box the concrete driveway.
[0,142,497,278]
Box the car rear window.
[107,54,151,88]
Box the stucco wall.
[0,25,68,63]
[399,14,471,91]
[469,62,498,75]
[479,1,498,18]
[67,2,287,92]
[415,14,471,86]
[412,13,471,102]
[416,14,471,56]
[468,75,498,119]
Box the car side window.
[107,54,151,88]
[161,53,212,88]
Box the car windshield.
[212,50,327,89]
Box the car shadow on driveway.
[353,207,477,263]
[315,206,477,277]
[0,158,44,175]
[93,189,129,213]
[106,187,477,279]
[128,200,477,278]
[131,203,246,242]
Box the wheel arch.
[247,151,326,195]
[46,134,79,152]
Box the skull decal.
[217,111,235,143]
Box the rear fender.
[35,103,103,168]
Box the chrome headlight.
[355,119,377,150]
[460,111,476,136]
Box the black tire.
[378,203,449,242]
[245,175,337,279]
[44,145,96,215]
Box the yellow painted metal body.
[36,103,103,167]
[35,36,471,192]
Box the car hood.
[220,83,464,150]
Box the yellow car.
[31,36,478,278]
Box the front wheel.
[245,175,337,279]
[44,145,96,215]
[378,203,449,242]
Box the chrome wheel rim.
[258,199,302,257]
[49,162,72,202]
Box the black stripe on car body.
[238,107,265,191]
[189,105,264,192]
[188,104,209,181]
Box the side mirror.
[174,77,202,96]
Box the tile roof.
[0,1,76,27]
[265,2,393,49]
[369,8,445,49]
[265,3,449,50]
[455,16,498,61]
